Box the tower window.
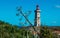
[38,17,40,19]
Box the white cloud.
[56,5,60,8]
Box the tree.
[40,26,53,38]
[0,20,33,38]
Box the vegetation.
[40,26,53,38]
[0,20,33,38]
[0,20,60,38]
[48,26,60,31]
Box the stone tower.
[34,5,40,26]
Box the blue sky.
[0,0,60,26]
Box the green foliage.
[0,20,33,38]
[0,20,58,38]
[40,26,53,38]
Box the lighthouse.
[34,5,40,26]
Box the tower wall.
[34,5,40,26]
